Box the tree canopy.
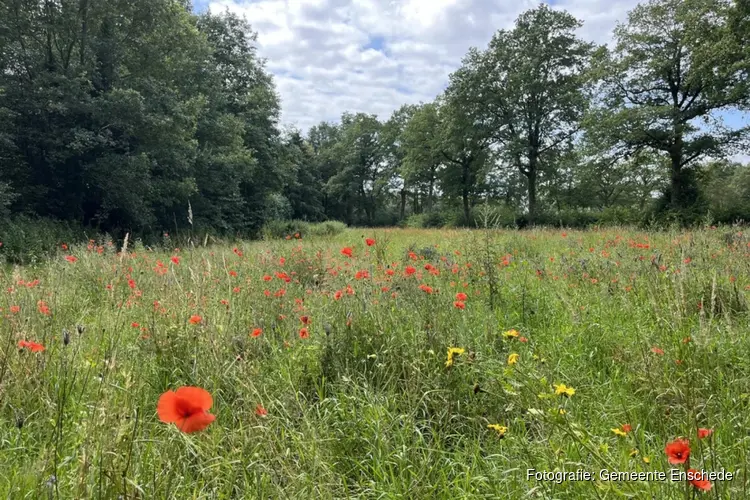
[1,0,749,240]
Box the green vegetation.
[1,227,749,497]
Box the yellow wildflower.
[553,383,576,397]
[503,329,519,339]
[507,353,519,365]
[445,347,465,367]
[612,428,627,437]
[629,449,639,457]
[487,424,508,437]
[642,456,651,464]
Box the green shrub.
[403,211,449,228]
[0,215,87,264]
[261,219,347,239]
[403,214,426,228]
[307,220,347,237]
[596,206,641,225]
[261,219,310,240]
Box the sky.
[193,0,749,162]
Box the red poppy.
[519,336,528,343]
[333,290,343,300]
[454,301,465,309]
[189,315,202,325]
[697,428,713,439]
[37,300,51,316]
[651,347,665,355]
[405,266,416,276]
[157,386,215,433]
[171,256,180,265]
[251,328,262,338]
[341,247,353,257]
[300,315,311,325]
[10,305,20,314]
[299,327,309,339]
[354,270,369,280]
[665,439,690,464]
[131,322,140,328]
[18,340,45,352]
[65,255,78,263]
[365,238,375,246]
[687,469,712,491]
[456,292,468,301]
[263,275,272,282]
[255,404,268,417]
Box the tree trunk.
[462,190,470,223]
[427,179,434,212]
[669,150,683,208]
[527,164,537,225]
[462,160,471,223]
[400,189,407,220]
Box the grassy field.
[1,227,749,498]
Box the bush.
[0,215,87,264]
[403,214,426,228]
[597,206,642,226]
[261,219,310,240]
[307,220,347,237]
[261,219,347,240]
[403,211,449,228]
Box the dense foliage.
[1,0,749,247]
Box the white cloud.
[205,0,642,132]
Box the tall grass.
[0,227,748,498]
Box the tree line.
[1,0,749,244]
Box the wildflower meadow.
[2,226,750,498]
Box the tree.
[0,1,280,237]
[434,91,492,223]
[278,129,325,221]
[592,0,750,210]
[307,121,343,220]
[401,103,443,214]
[326,113,385,225]
[194,11,281,235]
[454,5,593,222]
[382,104,418,220]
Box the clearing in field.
[1,227,749,498]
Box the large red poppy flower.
[665,438,690,464]
[157,386,216,433]
[687,469,712,491]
